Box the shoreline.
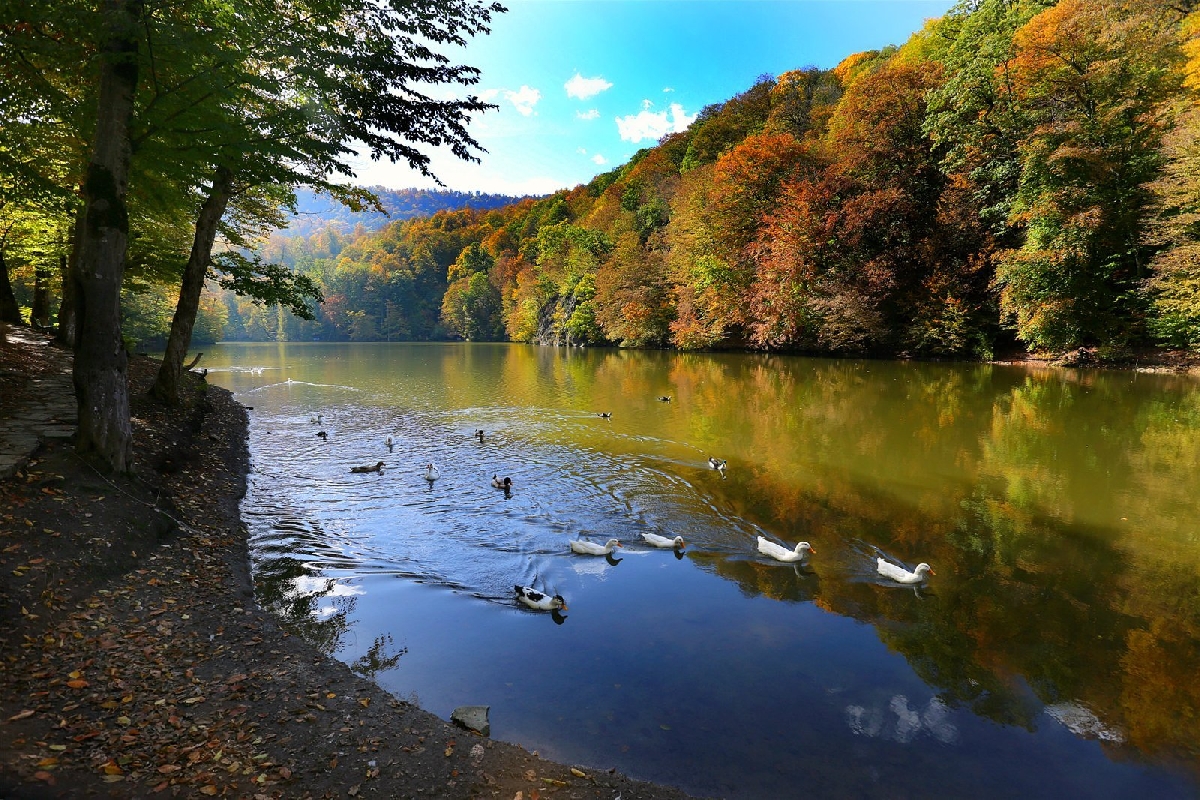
[0,329,696,799]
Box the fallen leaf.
[199,785,218,796]
[8,709,35,722]
[569,767,587,779]
[66,679,88,689]
[157,764,181,773]
[348,786,360,797]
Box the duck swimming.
[424,463,440,481]
[597,412,612,418]
[311,414,322,424]
[514,585,567,612]
[877,559,935,584]
[642,532,685,549]
[658,395,672,402]
[350,461,385,474]
[708,457,727,471]
[475,429,484,443]
[757,537,815,563]
[316,430,328,440]
[569,538,622,556]
[385,435,393,448]
[491,474,512,490]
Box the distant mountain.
[280,186,538,237]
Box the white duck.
[424,463,440,481]
[514,585,567,612]
[876,559,935,584]
[385,435,393,448]
[642,532,685,549]
[570,538,622,556]
[757,536,815,563]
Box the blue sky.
[349,0,956,195]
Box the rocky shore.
[0,327,696,800]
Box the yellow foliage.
[1182,10,1200,91]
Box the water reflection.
[210,343,1200,796]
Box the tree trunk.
[31,266,50,327]
[152,165,234,404]
[0,250,21,324]
[56,208,84,346]
[72,0,142,474]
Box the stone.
[450,705,490,737]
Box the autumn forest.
[4,0,1200,362]
[207,0,1200,358]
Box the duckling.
[877,559,935,585]
[658,395,672,402]
[491,474,512,490]
[424,463,440,481]
[514,585,567,612]
[569,538,622,556]
[642,532,685,549]
[757,536,815,563]
[350,461,385,474]
[316,430,328,440]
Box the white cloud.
[576,109,601,121]
[565,73,613,100]
[478,88,501,102]
[577,147,588,155]
[504,86,541,116]
[592,154,607,165]
[663,86,675,93]
[615,102,697,143]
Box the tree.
[996,0,1185,350]
[668,132,808,348]
[441,242,502,339]
[152,0,505,402]
[70,0,143,473]
[1144,11,1200,347]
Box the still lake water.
[203,342,1200,799]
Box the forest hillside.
[210,0,1199,357]
[7,0,1196,358]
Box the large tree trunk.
[152,165,234,404]
[0,249,21,324]
[72,0,142,474]
[31,266,50,327]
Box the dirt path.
[0,328,698,800]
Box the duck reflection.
[690,551,820,604]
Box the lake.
[203,342,1200,799]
